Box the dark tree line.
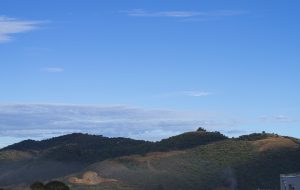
[30,181,69,190]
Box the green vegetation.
[31,181,69,190]
[87,138,300,190]
[2,133,153,163]
[106,140,256,190]
[155,131,227,151]
[0,130,300,190]
[196,127,207,132]
[30,182,46,190]
[238,132,279,141]
[236,149,300,189]
[0,150,32,161]
[1,131,227,164]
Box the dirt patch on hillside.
[252,137,299,152]
[68,171,118,185]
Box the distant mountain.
[1,130,300,190]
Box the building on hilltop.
[281,173,300,190]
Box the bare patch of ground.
[68,171,118,185]
[252,137,299,152]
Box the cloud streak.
[180,91,213,97]
[0,104,240,146]
[259,115,298,123]
[158,91,213,98]
[124,9,247,19]
[0,16,41,43]
[1,104,298,148]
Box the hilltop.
[1,130,226,163]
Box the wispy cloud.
[123,9,247,20]
[0,104,239,146]
[125,9,202,18]
[42,67,64,73]
[275,115,290,122]
[158,91,213,98]
[1,104,298,148]
[180,91,213,97]
[0,16,41,43]
[259,115,298,123]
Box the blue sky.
[0,0,300,147]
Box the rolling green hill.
[1,130,227,164]
[67,136,300,190]
[1,131,300,190]
[1,133,152,163]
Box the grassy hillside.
[0,130,227,187]
[2,133,153,163]
[66,135,300,190]
[71,140,253,190]
[155,130,227,151]
[1,131,227,164]
[1,131,300,190]
[0,150,33,161]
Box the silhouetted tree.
[45,181,69,190]
[30,181,45,190]
[197,127,207,132]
